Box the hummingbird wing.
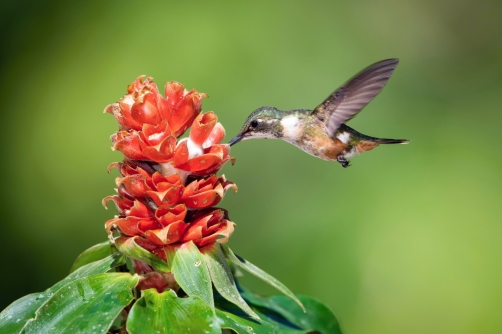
[313,59,399,138]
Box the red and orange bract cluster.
[104,76,236,254]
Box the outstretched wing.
[313,59,399,137]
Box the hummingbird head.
[228,106,284,146]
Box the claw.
[337,155,350,168]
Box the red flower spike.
[190,112,218,146]
[105,76,237,256]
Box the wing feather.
[314,59,399,137]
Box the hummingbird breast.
[281,116,351,161]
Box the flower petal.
[140,121,171,146]
[112,132,147,160]
[182,190,221,209]
[176,154,222,173]
[144,221,187,245]
[156,204,187,226]
[131,92,161,125]
[173,140,189,166]
[142,135,177,162]
[190,112,217,146]
[118,174,150,197]
[104,103,143,131]
[169,91,206,137]
[202,122,226,148]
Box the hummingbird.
[228,59,409,167]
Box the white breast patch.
[280,116,300,140]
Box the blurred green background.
[1,0,501,333]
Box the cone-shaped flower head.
[104,76,236,260]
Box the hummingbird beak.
[228,135,243,146]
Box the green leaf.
[115,236,170,272]
[216,309,282,334]
[127,289,221,334]
[70,240,116,273]
[239,286,342,334]
[215,293,306,334]
[167,241,214,308]
[203,244,259,320]
[221,244,305,312]
[0,253,125,334]
[22,273,138,334]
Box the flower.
[180,208,235,247]
[104,76,237,262]
[104,77,234,172]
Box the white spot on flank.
[344,146,359,159]
[337,132,350,144]
[280,116,300,139]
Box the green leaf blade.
[216,309,281,334]
[221,244,305,312]
[239,286,342,334]
[168,241,214,308]
[0,293,46,334]
[115,236,170,272]
[127,289,221,334]
[70,240,116,273]
[0,253,125,334]
[22,273,138,334]
[203,244,259,320]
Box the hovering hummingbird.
[228,59,409,168]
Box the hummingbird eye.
[250,120,259,129]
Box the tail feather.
[340,124,409,145]
[375,138,409,144]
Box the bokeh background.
[1,1,501,333]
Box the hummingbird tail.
[374,138,410,145]
[355,137,409,153]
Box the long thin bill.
[228,136,242,146]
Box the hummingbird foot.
[337,155,350,168]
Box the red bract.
[104,76,237,260]
[181,208,235,247]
